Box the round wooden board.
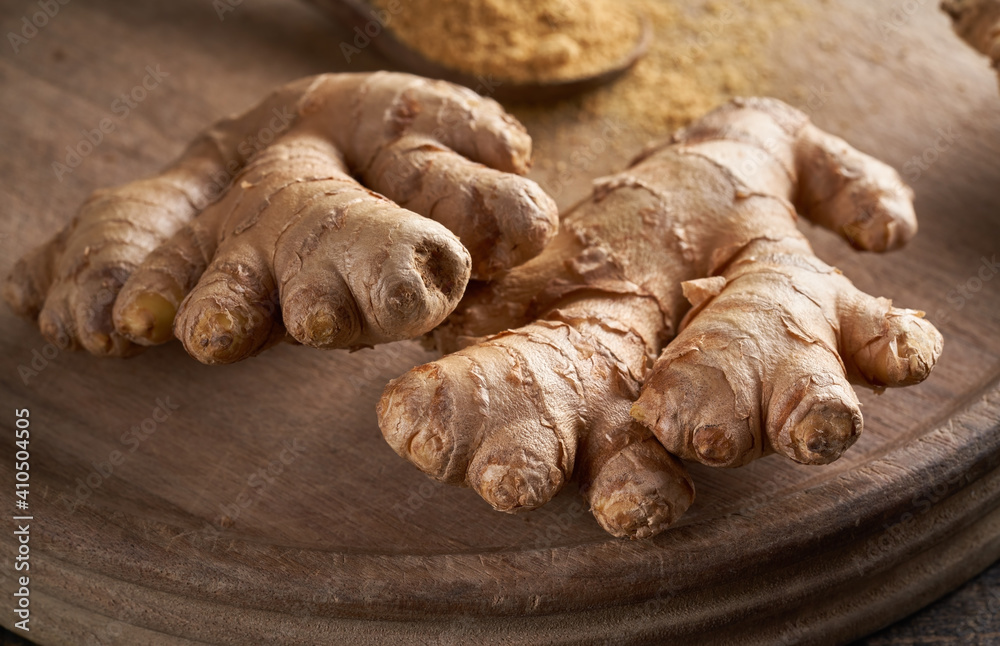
[1,1,999,644]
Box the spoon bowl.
[303,0,650,102]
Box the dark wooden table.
[2,558,997,644]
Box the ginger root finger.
[3,226,69,321]
[301,73,557,279]
[943,0,1000,83]
[386,97,940,538]
[366,136,558,279]
[575,400,695,539]
[380,294,695,536]
[113,200,228,346]
[174,252,282,365]
[380,323,588,510]
[842,303,943,388]
[633,241,867,466]
[586,432,695,540]
[138,129,470,364]
[633,236,943,468]
[794,123,916,251]
[335,73,534,176]
[34,182,199,356]
[5,72,553,358]
[4,78,318,356]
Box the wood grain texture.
[0,0,998,644]
[857,557,1000,644]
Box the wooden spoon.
[301,0,651,103]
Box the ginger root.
[4,72,558,363]
[378,97,942,539]
[943,0,1000,84]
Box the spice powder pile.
[376,0,807,202]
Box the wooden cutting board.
[1,0,998,644]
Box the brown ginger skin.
[4,72,558,363]
[943,0,1000,84]
[378,97,943,539]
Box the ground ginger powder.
[516,0,807,201]
[372,0,807,203]
[373,0,642,83]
